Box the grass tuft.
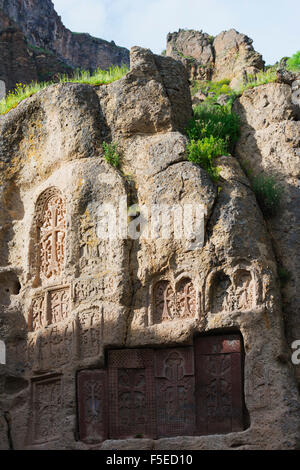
[0,65,129,115]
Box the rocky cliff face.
[166,28,264,86]
[0,9,73,93]
[0,0,129,93]
[234,81,300,384]
[0,47,299,450]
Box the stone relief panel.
[153,280,176,323]
[207,267,260,314]
[77,370,108,443]
[31,375,62,444]
[30,295,47,331]
[155,348,195,437]
[38,321,75,371]
[34,188,66,283]
[77,339,246,442]
[232,269,257,311]
[152,276,198,324]
[176,278,197,319]
[29,286,71,332]
[108,349,156,439]
[194,335,244,435]
[77,308,102,360]
[50,288,70,323]
[73,276,117,305]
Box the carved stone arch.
[33,187,66,285]
[232,267,258,311]
[152,277,175,324]
[206,268,233,314]
[175,275,197,319]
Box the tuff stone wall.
[0,47,299,450]
[234,81,300,385]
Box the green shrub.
[186,136,228,181]
[186,104,240,149]
[287,51,300,71]
[102,142,120,168]
[252,174,283,218]
[0,65,129,115]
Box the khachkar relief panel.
[38,321,75,371]
[194,335,244,435]
[207,267,261,314]
[77,307,103,360]
[34,187,66,283]
[77,370,108,444]
[108,349,156,439]
[77,339,245,442]
[29,286,71,332]
[152,277,198,324]
[155,348,195,437]
[73,276,117,305]
[31,375,62,444]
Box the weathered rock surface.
[166,28,264,86]
[0,0,129,93]
[234,82,300,384]
[0,47,299,450]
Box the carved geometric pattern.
[78,370,108,444]
[78,309,102,360]
[32,376,62,444]
[38,322,74,370]
[35,188,66,280]
[77,339,245,442]
[155,348,196,437]
[176,279,197,319]
[49,288,70,324]
[153,278,196,324]
[29,286,70,332]
[108,349,156,439]
[194,335,244,435]
[30,295,47,331]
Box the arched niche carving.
[232,268,258,311]
[152,275,197,324]
[206,266,260,314]
[207,270,233,314]
[33,187,66,285]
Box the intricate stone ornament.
[153,277,197,323]
[35,188,66,282]
[31,376,62,444]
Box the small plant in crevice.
[102,141,120,168]
[251,173,283,218]
[185,103,240,182]
[278,266,292,286]
[187,136,228,182]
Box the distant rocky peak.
[166,27,264,86]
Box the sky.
[52,0,300,65]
